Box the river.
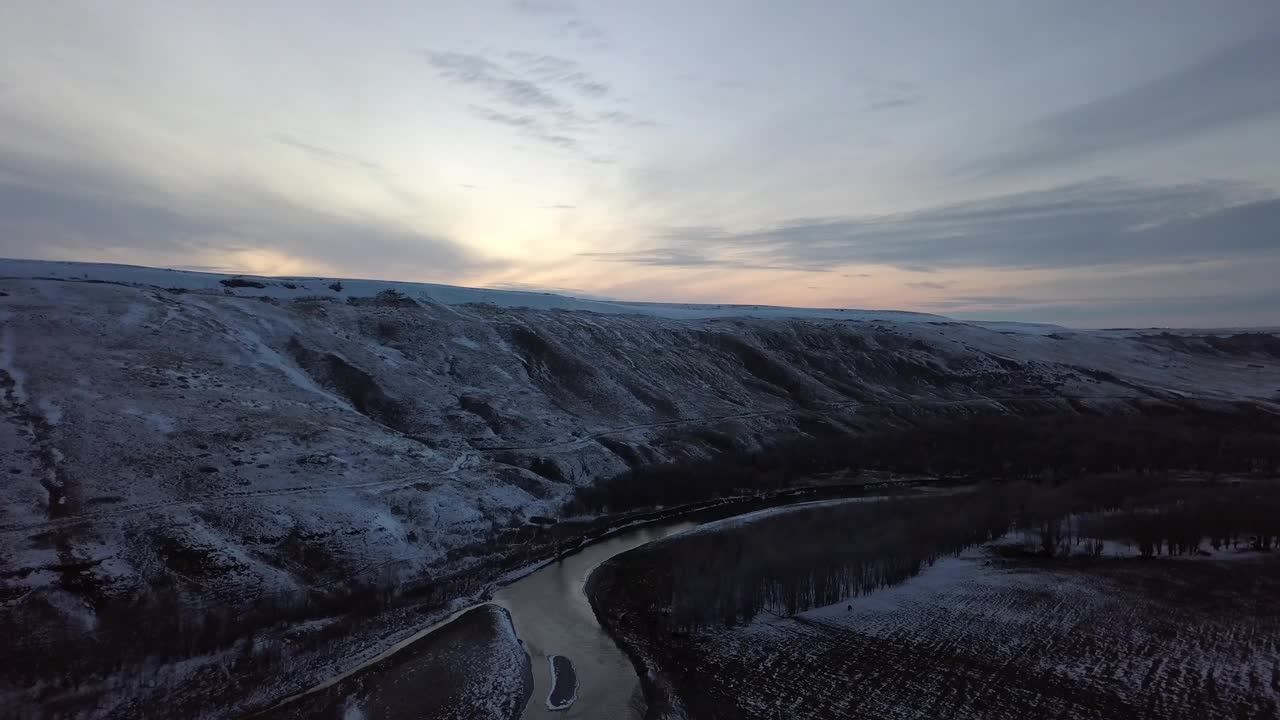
[259,491,901,719]
[494,496,886,717]
[494,519,698,719]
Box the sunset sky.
[2,1,1278,326]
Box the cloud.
[597,110,656,128]
[509,0,576,14]
[0,170,214,257]
[0,148,491,279]
[271,133,426,210]
[541,204,576,209]
[467,104,581,150]
[974,28,1280,175]
[863,81,920,112]
[865,97,915,111]
[580,247,724,267]
[537,133,579,150]
[507,52,610,98]
[432,51,648,154]
[579,246,828,272]
[484,280,615,300]
[926,289,1280,328]
[508,0,609,48]
[905,280,953,290]
[611,178,1280,272]
[272,134,382,171]
[558,18,609,47]
[468,105,538,128]
[426,51,562,109]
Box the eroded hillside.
[1,261,1278,716]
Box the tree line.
[607,476,1280,631]
[569,403,1280,514]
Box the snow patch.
[42,589,99,632]
[0,325,27,403]
[146,413,176,434]
[37,398,63,425]
[214,317,354,412]
[802,547,1003,620]
[119,302,148,328]
[341,697,366,720]
[121,407,177,434]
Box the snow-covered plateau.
[1,258,1278,717]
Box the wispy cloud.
[925,288,1280,328]
[508,52,610,97]
[597,110,656,128]
[509,0,610,49]
[485,279,616,301]
[429,50,649,153]
[971,27,1280,176]
[468,105,538,128]
[427,51,562,109]
[467,103,581,150]
[587,179,1280,272]
[509,0,576,15]
[863,80,920,112]
[579,246,828,272]
[558,18,609,48]
[271,133,426,209]
[272,134,382,171]
[0,147,492,278]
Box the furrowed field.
[591,478,1280,720]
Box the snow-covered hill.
[0,258,950,323]
[1,259,1278,715]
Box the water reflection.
[493,521,697,719]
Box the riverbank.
[257,604,531,720]
[250,478,930,719]
[588,477,1280,719]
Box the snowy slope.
[0,258,949,323]
[0,258,1278,716]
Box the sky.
[1,1,1278,327]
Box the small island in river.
[545,655,579,711]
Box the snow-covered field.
[1,258,1278,716]
[627,546,1280,719]
[0,258,950,323]
[261,603,531,720]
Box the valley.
[1,259,1278,718]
